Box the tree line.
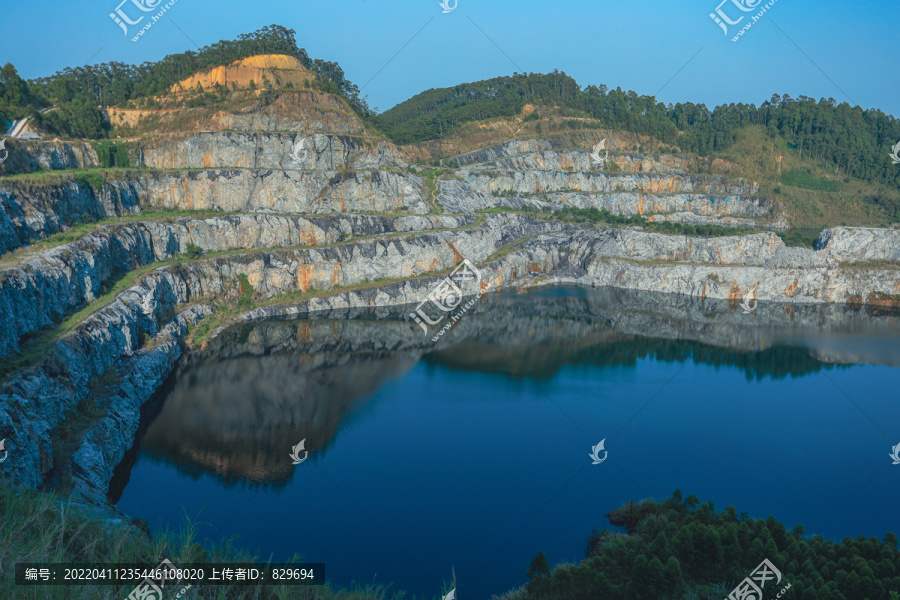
[374,71,900,190]
[4,32,898,192]
[0,25,370,139]
[522,491,900,600]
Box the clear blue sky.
[2,0,898,115]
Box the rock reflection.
[131,286,900,488]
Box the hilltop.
[3,28,898,230]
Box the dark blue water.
[115,287,900,599]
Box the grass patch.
[781,167,842,192]
[421,168,450,213]
[776,227,824,248]
[0,481,407,599]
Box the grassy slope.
[0,481,405,600]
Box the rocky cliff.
[0,56,896,515]
[0,138,99,177]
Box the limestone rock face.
[0,139,99,177]
[0,180,141,254]
[131,169,427,214]
[474,150,687,175]
[137,133,407,171]
[816,227,900,262]
[461,170,759,197]
[0,168,429,255]
[0,213,477,359]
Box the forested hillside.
[0,25,370,139]
[4,27,899,194]
[374,72,900,191]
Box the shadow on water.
[110,285,900,494]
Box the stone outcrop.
[136,133,407,171]
[0,167,429,255]
[0,179,141,254]
[0,213,476,359]
[472,150,687,175]
[70,306,211,504]
[0,138,99,177]
[124,168,428,214]
[816,226,900,262]
[460,169,759,197]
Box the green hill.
[1,25,371,140]
[375,72,900,193]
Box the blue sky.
[2,0,898,115]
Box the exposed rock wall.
[0,180,142,254]
[0,213,476,359]
[137,133,407,171]
[462,170,759,197]
[0,139,99,177]
[539,191,772,218]
[475,150,687,175]
[444,139,551,167]
[132,169,427,214]
[70,306,211,504]
[816,227,900,262]
[0,168,430,255]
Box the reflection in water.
[117,286,900,490]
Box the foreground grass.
[0,482,408,600]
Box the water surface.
[115,287,900,598]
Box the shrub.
[236,273,254,305]
[183,243,203,259]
